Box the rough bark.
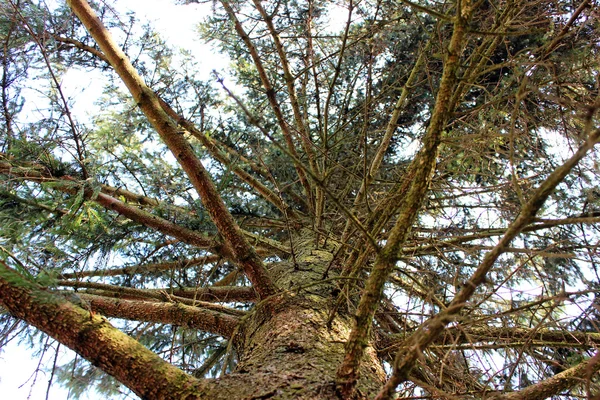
[1,241,386,399]
[0,261,207,399]
[215,240,387,398]
[66,0,278,299]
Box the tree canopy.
[1,0,599,398]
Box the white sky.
[0,342,97,400]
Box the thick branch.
[77,293,240,338]
[67,0,278,299]
[491,352,600,400]
[0,261,207,399]
[336,5,473,396]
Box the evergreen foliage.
[0,0,599,398]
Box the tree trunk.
[202,241,386,398]
[1,240,385,399]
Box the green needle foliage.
[0,0,599,399]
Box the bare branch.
[76,293,240,338]
[490,352,600,400]
[337,4,475,395]
[59,256,221,279]
[219,0,315,210]
[376,130,600,399]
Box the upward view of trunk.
[1,239,387,399]
[1,0,599,399]
[201,241,386,398]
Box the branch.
[50,34,109,63]
[251,0,317,174]
[155,286,258,303]
[75,293,240,338]
[218,80,380,250]
[379,327,600,355]
[57,280,246,316]
[59,255,221,279]
[247,0,321,229]
[0,158,223,252]
[0,261,207,399]
[490,352,600,400]
[94,192,221,250]
[1,159,287,257]
[99,183,160,207]
[375,130,600,399]
[66,0,278,299]
[48,34,296,218]
[398,0,453,21]
[219,0,315,210]
[403,216,600,256]
[342,40,431,241]
[159,98,298,219]
[74,284,258,303]
[336,4,474,396]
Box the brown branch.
[251,0,317,174]
[249,0,321,229]
[336,4,474,396]
[57,280,246,317]
[67,0,278,299]
[48,33,299,218]
[404,216,600,257]
[398,0,453,21]
[76,293,240,338]
[0,261,207,399]
[154,286,257,303]
[100,184,290,255]
[99,183,160,207]
[94,192,221,250]
[102,180,289,255]
[376,130,600,399]
[490,351,600,400]
[69,282,258,303]
[50,34,109,63]
[414,244,581,259]
[159,99,297,219]
[59,255,221,279]
[342,40,430,241]
[219,0,315,211]
[379,327,600,355]
[57,280,257,305]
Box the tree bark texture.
[1,242,386,399]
